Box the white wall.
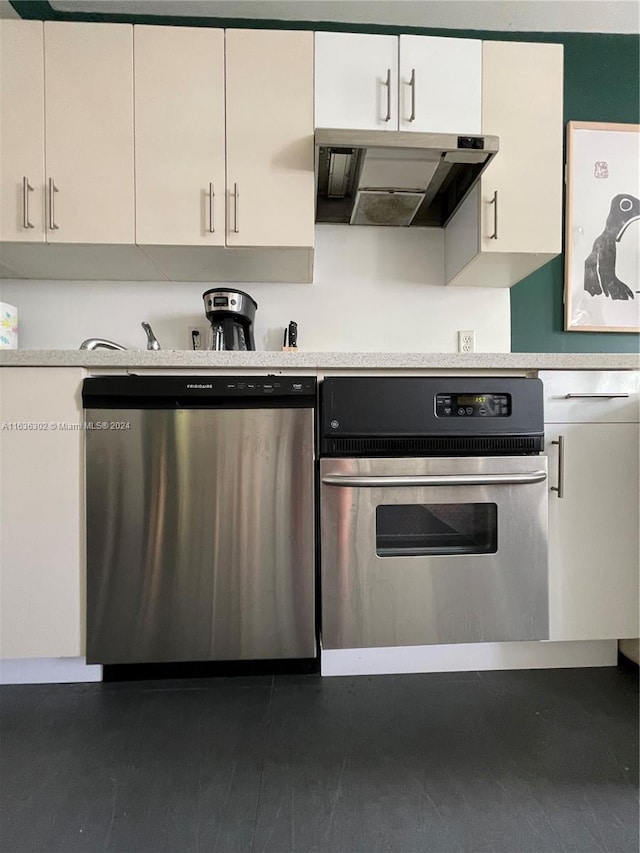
[47,1,640,34]
[0,225,511,352]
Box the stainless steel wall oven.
[319,377,548,650]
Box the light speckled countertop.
[0,350,638,370]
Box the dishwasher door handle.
[321,471,548,488]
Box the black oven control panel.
[320,377,543,456]
[435,393,511,418]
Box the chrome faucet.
[80,322,161,351]
[141,322,161,351]
[79,338,127,351]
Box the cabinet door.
[0,21,46,242]
[44,22,134,244]
[315,32,398,130]
[546,423,640,641]
[134,25,225,246]
[226,29,314,248]
[480,41,563,254]
[399,36,481,133]
[0,369,84,658]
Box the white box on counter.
[0,303,18,349]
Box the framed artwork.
[564,121,640,332]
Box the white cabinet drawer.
[540,370,640,424]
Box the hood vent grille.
[350,190,425,227]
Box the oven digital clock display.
[435,393,511,417]
[457,395,487,405]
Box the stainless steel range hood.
[315,128,499,227]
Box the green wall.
[10,4,640,351]
[509,33,639,353]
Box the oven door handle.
[321,471,548,488]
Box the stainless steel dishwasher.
[83,375,316,665]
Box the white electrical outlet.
[458,330,476,353]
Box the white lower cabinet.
[542,371,640,641]
[0,368,84,658]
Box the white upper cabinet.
[315,32,399,130]
[480,41,563,256]
[226,29,314,248]
[398,36,481,133]
[135,26,314,278]
[315,32,481,134]
[445,40,563,287]
[134,26,226,247]
[0,20,45,243]
[44,22,135,244]
[136,27,313,252]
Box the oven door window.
[375,503,498,557]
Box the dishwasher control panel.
[217,378,315,396]
[82,375,316,408]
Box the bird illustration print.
[584,193,640,300]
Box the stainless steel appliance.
[319,377,548,650]
[203,288,257,350]
[83,375,316,665]
[315,128,499,227]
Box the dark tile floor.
[1,666,638,853]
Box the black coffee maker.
[202,288,257,351]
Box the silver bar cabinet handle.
[208,182,215,233]
[551,436,564,499]
[322,471,547,488]
[489,190,498,239]
[564,393,629,399]
[383,68,391,122]
[48,178,59,230]
[233,182,239,233]
[22,176,34,228]
[409,68,416,122]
